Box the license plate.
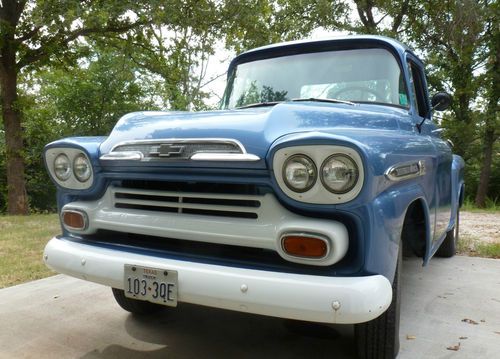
[124,264,178,307]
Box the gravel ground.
[458,211,500,258]
[460,211,500,244]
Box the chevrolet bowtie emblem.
[149,143,185,157]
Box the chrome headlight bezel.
[45,148,94,190]
[273,145,364,204]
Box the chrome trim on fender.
[385,160,426,181]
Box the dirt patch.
[460,211,500,244]
[458,211,500,258]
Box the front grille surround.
[60,181,350,267]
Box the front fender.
[365,183,431,282]
[450,154,465,229]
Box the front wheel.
[112,288,165,315]
[355,247,401,358]
[436,207,460,257]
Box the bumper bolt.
[332,301,341,311]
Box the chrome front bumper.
[44,237,392,324]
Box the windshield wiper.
[236,101,282,109]
[291,97,355,106]
[236,97,355,109]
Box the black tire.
[112,288,165,315]
[355,247,401,359]
[436,208,459,257]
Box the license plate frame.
[124,264,178,307]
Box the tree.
[17,47,161,211]
[223,0,348,52]
[475,2,499,207]
[348,0,415,37]
[407,0,499,206]
[0,0,162,214]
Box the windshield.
[222,48,409,109]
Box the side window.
[407,61,430,118]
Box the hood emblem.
[149,144,185,157]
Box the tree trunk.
[0,0,28,214]
[475,25,500,208]
[1,67,28,214]
[475,126,495,208]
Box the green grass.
[0,214,60,288]
[462,198,500,212]
[457,234,500,259]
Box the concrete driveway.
[0,256,499,358]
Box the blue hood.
[100,102,410,166]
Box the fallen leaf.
[406,335,416,340]
[447,343,460,351]
[459,336,468,340]
[462,318,478,325]
[494,332,500,335]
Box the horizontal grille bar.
[112,186,262,219]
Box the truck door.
[407,56,453,243]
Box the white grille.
[112,187,262,219]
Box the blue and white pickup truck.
[43,35,464,358]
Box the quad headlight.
[45,148,94,189]
[273,145,364,204]
[73,154,92,182]
[54,154,72,181]
[321,154,359,194]
[283,155,317,192]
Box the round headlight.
[73,154,92,182]
[54,154,71,181]
[321,154,359,194]
[283,155,317,192]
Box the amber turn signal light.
[62,210,87,230]
[281,234,328,258]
